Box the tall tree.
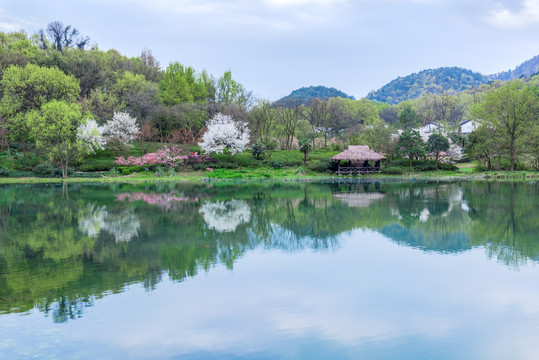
[159,62,207,105]
[0,64,80,154]
[395,129,426,167]
[216,70,244,106]
[26,100,87,178]
[398,104,421,129]
[275,105,302,150]
[39,21,90,52]
[471,80,539,171]
[427,133,450,167]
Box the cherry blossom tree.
[199,113,250,161]
[102,111,139,148]
[77,119,105,153]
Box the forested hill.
[366,54,539,104]
[366,67,487,104]
[488,55,539,81]
[273,86,355,106]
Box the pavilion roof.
[330,145,387,162]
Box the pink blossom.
[114,146,188,168]
[116,191,197,211]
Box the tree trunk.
[435,153,439,168]
[510,146,515,172]
[409,157,413,168]
[303,152,307,165]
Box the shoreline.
[0,171,537,185]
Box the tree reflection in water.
[0,180,537,321]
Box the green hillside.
[274,85,355,106]
[366,67,487,104]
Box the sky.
[1,0,539,101]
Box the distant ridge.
[274,85,355,107]
[488,54,539,81]
[366,67,486,104]
[367,54,539,104]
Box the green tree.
[471,80,539,171]
[27,100,88,178]
[216,70,244,105]
[359,123,397,159]
[398,104,421,129]
[0,64,80,154]
[251,141,266,160]
[395,129,426,167]
[299,138,312,165]
[466,127,496,169]
[159,62,207,105]
[427,133,450,167]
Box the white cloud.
[487,0,539,27]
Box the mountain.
[366,67,487,104]
[274,86,355,107]
[366,55,539,104]
[488,55,539,81]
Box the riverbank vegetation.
[0,23,537,181]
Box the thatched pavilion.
[330,145,387,175]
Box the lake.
[0,180,538,359]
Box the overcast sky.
[1,0,539,100]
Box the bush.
[308,160,331,173]
[233,153,262,167]
[270,160,285,169]
[8,171,33,177]
[411,160,437,172]
[13,154,41,171]
[155,166,166,177]
[117,166,146,175]
[33,163,55,177]
[252,142,266,160]
[474,164,488,173]
[71,172,103,178]
[79,158,115,172]
[212,162,237,169]
[193,163,216,171]
[330,142,343,152]
[437,163,458,171]
[382,166,405,175]
[0,167,9,177]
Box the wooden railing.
[336,167,381,175]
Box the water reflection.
[200,200,251,232]
[0,180,537,321]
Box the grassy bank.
[0,167,537,185]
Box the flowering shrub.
[102,112,140,147]
[115,146,188,168]
[199,113,250,160]
[77,119,105,153]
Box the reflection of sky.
[1,230,539,359]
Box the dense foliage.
[367,67,486,104]
[273,86,355,107]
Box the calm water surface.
[0,180,538,359]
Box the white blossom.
[78,204,107,238]
[102,112,140,147]
[101,208,141,242]
[199,113,250,156]
[199,200,251,232]
[78,204,140,242]
[446,143,463,162]
[77,118,106,153]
